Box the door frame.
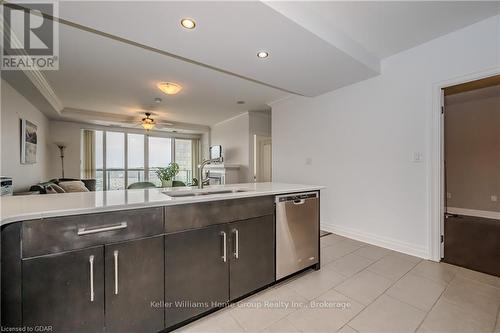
[429,68,500,261]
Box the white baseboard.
[446,207,500,220]
[321,222,430,259]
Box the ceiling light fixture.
[180,18,196,29]
[257,51,269,59]
[157,82,183,95]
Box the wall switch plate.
[412,152,424,163]
[491,195,498,202]
[447,192,452,199]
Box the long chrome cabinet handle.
[78,222,127,236]
[113,250,119,295]
[89,255,95,302]
[233,229,239,259]
[221,231,227,262]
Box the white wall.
[272,15,500,259]
[210,110,272,183]
[211,113,250,182]
[1,80,51,192]
[48,121,82,179]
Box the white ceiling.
[17,1,500,129]
[45,22,286,127]
[48,1,381,97]
[267,1,500,59]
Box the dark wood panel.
[165,225,229,328]
[22,208,163,257]
[165,196,274,233]
[229,215,275,300]
[105,236,164,333]
[444,215,500,277]
[1,223,22,328]
[22,247,105,333]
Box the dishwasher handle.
[293,199,305,205]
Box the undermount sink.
[162,188,251,198]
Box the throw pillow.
[58,181,89,193]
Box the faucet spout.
[197,156,223,189]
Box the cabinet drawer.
[22,208,164,258]
[165,196,274,233]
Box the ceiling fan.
[136,112,174,131]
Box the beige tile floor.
[175,233,500,333]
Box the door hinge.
[441,106,444,114]
[440,235,444,243]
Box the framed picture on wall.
[20,119,37,164]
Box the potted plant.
[155,162,180,188]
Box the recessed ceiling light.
[154,97,162,103]
[257,51,269,59]
[157,82,183,95]
[181,18,196,29]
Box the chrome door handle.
[221,231,227,262]
[233,229,239,259]
[78,222,127,236]
[113,250,119,295]
[89,255,95,302]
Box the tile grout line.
[494,302,500,333]
[342,256,423,330]
[413,273,456,333]
[308,245,423,332]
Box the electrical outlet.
[491,195,498,202]
[447,192,452,199]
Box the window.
[82,130,197,190]
[148,137,172,186]
[95,131,104,191]
[127,134,145,186]
[175,139,192,184]
[106,132,125,190]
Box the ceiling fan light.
[157,82,183,95]
[141,115,156,130]
[142,122,155,130]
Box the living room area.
[1,76,208,195]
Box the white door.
[255,136,272,182]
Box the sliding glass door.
[82,129,197,191]
[148,137,172,187]
[127,133,145,185]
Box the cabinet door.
[165,225,229,328]
[229,215,275,300]
[22,247,104,333]
[105,236,164,333]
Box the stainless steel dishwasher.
[275,192,319,280]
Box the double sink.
[163,188,251,198]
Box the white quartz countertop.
[0,183,324,225]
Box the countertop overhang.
[0,183,324,225]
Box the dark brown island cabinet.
[1,194,319,333]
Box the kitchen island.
[0,183,323,333]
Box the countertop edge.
[1,184,325,226]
